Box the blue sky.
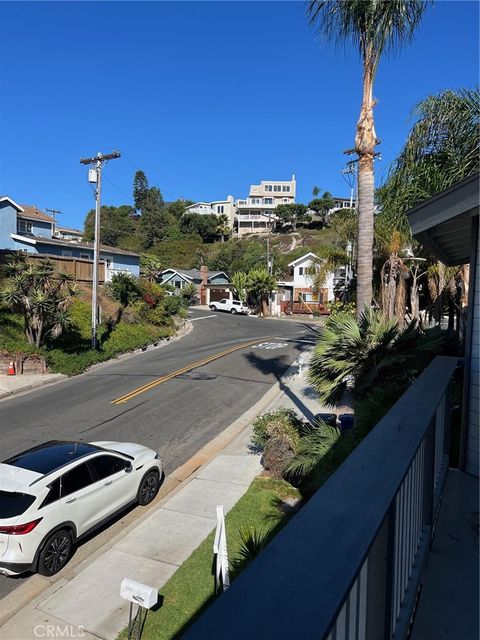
[1,1,478,230]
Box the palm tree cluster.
[0,256,78,348]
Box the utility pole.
[342,161,358,293]
[79,150,121,348]
[45,208,62,220]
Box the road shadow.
[243,351,316,423]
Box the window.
[298,267,304,275]
[283,198,289,203]
[79,252,90,260]
[61,463,94,497]
[251,198,261,204]
[217,205,224,214]
[40,478,61,509]
[264,198,273,204]
[173,279,184,289]
[62,251,72,257]
[265,185,273,192]
[0,490,36,517]
[89,455,129,480]
[17,220,32,234]
[282,186,290,192]
[273,185,281,192]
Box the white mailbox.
[120,578,158,609]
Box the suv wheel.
[230,308,237,315]
[209,304,216,311]
[138,469,160,506]
[38,529,73,576]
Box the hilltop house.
[235,175,296,236]
[0,196,140,282]
[185,196,236,229]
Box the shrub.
[105,273,142,307]
[161,295,184,316]
[263,437,296,479]
[251,408,304,450]
[140,280,167,308]
[147,306,174,327]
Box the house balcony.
[186,355,479,640]
[236,200,278,209]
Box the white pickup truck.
[209,299,249,315]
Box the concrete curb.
[0,349,305,626]
[0,321,193,403]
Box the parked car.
[209,299,249,315]
[0,440,162,577]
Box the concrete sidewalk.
[0,352,328,640]
[0,374,65,400]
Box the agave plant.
[308,307,443,407]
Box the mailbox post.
[120,578,158,640]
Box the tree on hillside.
[84,205,135,246]
[141,255,163,283]
[133,170,149,212]
[275,203,310,231]
[139,187,169,248]
[167,199,194,219]
[180,213,219,241]
[308,191,335,226]
[231,271,248,302]
[216,214,231,242]
[246,268,277,316]
[307,0,430,318]
[0,256,78,347]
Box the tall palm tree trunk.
[355,56,377,319]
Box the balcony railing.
[186,355,458,640]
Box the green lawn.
[121,477,301,640]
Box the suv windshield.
[0,490,36,518]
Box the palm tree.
[246,268,277,316]
[307,1,430,319]
[379,88,480,234]
[216,214,231,243]
[308,307,443,407]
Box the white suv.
[209,299,249,315]
[0,440,162,576]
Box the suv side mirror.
[125,462,133,473]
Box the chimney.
[200,265,209,285]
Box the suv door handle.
[104,480,113,486]
[65,497,76,503]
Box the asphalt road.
[0,309,320,599]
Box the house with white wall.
[185,196,236,228]
[276,252,347,314]
[236,175,296,236]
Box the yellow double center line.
[111,337,274,405]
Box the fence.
[281,300,330,315]
[186,355,458,640]
[0,252,105,283]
